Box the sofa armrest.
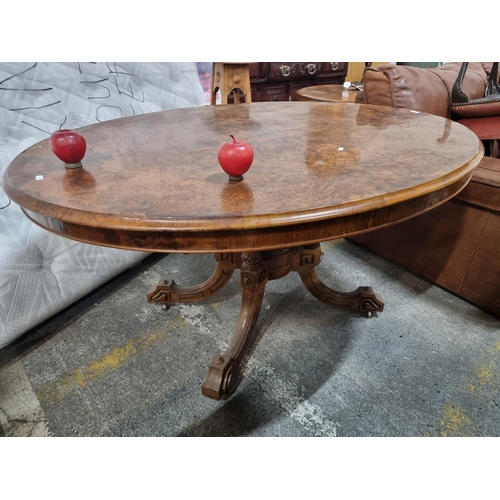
[359,63,487,118]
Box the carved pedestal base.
[147,244,384,400]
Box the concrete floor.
[1,238,499,437]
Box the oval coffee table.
[297,84,360,103]
[3,102,483,400]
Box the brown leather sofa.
[350,62,500,318]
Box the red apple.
[218,134,254,181]
[49,129,87,168]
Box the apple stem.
[230,134,236,143]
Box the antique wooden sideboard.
[248,62,348,102]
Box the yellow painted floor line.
[427,337,500,436]
[465,339,500,397]
[429,403,477,437]
[36,317,188,406]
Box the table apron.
[22,174,471,254]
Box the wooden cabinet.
[249,62,348,102]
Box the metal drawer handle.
[280,65,291,77]
[330,62,339,71]
[306,64,317,75]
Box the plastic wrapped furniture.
[0,62,205,349]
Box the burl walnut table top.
[3,102,483,253]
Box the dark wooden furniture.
[249,62,348,101]
[3,102,483,400]
[297,84,360,103]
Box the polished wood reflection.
[3,102,482,252]
[297,84,359,103]
[3,102,483,400]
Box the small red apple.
[49,129,87,169]
[218,134,254,181]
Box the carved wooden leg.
[202,251,268,400]
[292,244,384,314]
[146,252,241,307]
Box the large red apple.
[218,134,254,181]
[49,129,87,169]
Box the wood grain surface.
[3,102,483,253]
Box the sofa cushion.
[361,62,487,118]
[456,156,500,212]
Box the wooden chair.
[210,63,252,105]
[452,62,500,157]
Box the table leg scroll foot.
[293,244,384,314]
[202,251,268,400]
[146,252,241,307]
[300,270,384,314]
[201,355,238,400]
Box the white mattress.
[0,62,206,349]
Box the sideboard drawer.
[267,62,323,80]
[320,62,347,74]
